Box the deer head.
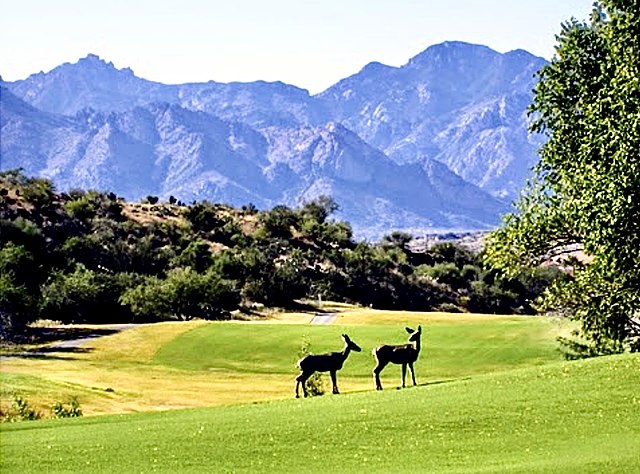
[342,334,362,352]
[406,326,422,343]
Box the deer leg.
[330,370,339,394]
[401,363,407,388]
[409,362,417,386]
[373,360,388,391]
[296,372,310,398]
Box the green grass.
[155,317,563,381]
[2,353,638,473]
[0,314,565,416]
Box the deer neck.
[411,339,421,355]
[340,345,352,361]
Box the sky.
[1,0,595,94]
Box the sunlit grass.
[2,354,638,473]
[1,312,567,418]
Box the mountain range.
[0,42,546,238]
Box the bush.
[298,336,324,397]
[1,395,42,422]
[52,397,82,418]
[418,263,465,289]
[436,303,464,313]
[185,202,227,233]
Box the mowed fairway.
[1,353,638,473]
[1,310,566,416]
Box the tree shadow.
[5,350,91,361]
[26,327,122,344]
[1,326,123,360]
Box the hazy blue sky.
[1,0,594,93]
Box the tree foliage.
[0,170,561,340]
[486,1,640,354]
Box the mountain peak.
[407,41,498,67]
[68,54,135,76]
[77,53,114,68]
[358,61,396,75]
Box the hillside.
[0,170,562,340]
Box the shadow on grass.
[383,378,470,391]
[1,326,132,359]
[26,327,123,344]
[341,377,470,397]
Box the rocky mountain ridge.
[1,42,546,237]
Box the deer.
[295,334,362,398]
[372,326,422,390]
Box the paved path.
[309,312,338,325]
[42,324,139,350]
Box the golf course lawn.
[1,352,638,473]
[3,309,637,472]
[1,310,565,416]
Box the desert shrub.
[436,302,464,313]
[172,239,213,273]
[185,202,227,233]
[428,242,478,267]
[51,398,82,418]
[3,395,42,422]
[260,205,299,239]
[418,263,465,289]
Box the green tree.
[120,267,239,321]
[382,231,413,254]
[486,2,640,354]
[172,239,213,273]
[260,205,299,239]
[40,265,141,323]
[299,195,339,225]
[0,244,41,338]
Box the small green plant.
[298,336,324,397]
[52,397,83,418]
[1,395,83,422]
[6,394,42,421]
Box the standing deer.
[295,334,362,398]
[372,326,422,390]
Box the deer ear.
[405,327,414,334]
[418,325,422,333]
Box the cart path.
[309,313,338,325]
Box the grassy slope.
[1,311,564,416]
[1,354,638,473]
[155,313,562,382]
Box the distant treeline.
[0,170,564,339]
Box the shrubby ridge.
[0,170,561,340]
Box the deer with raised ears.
[372,326,422,390]
[295,334,362,398]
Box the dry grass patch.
[1,320,294,416]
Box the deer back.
[373,343,419,365]
[298,351,345,373]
